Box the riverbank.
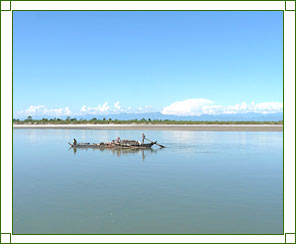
[13,124,283,131]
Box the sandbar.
[13,124,283,132]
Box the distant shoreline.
[13,124,283,132]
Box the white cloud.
[19,105,72,117]
[253,102,283,114]
[162,98,214,116]
[114,101,121,110]
[80,102,110,115]
[80,102,154,114]
[161,98,283,116]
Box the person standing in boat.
[73,138,77,146]
[142,133,145,144]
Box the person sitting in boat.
[73,138,77,146]
[142,133,145,144]
[116,137,121,143]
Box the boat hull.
[68,142,155,149]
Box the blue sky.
[13,11,283,118]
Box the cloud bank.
[16,102,154,118]
[161,99,283,116]
[79,102,152,115]
[80,102,111,114]
[18,105,72,117]
[16,99,282,118]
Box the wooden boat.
[68,141,156,149]
[68,143,159,160]
[68,134,164,150]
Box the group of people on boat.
[72,133,146,146]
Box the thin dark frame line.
[0,233,12,243]
[11,10,285,12]
[12,233,285,235]
[3,0,292,1]
[284,233,296,243]
[0,0,2,241]
[10,8,285,237]
[12,9,14,236]
[282,9,285,235]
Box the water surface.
[13,129,283,234]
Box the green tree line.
[13,116,283,125]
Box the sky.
[13,11,283,118]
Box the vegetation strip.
[13,116,283,125]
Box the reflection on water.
[13,129,283,234]
[69,146,162,161]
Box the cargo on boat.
[68,141,156,149]
[68,134,164,149]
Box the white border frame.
[1,1,295,243]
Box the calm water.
[13,129,283,234]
